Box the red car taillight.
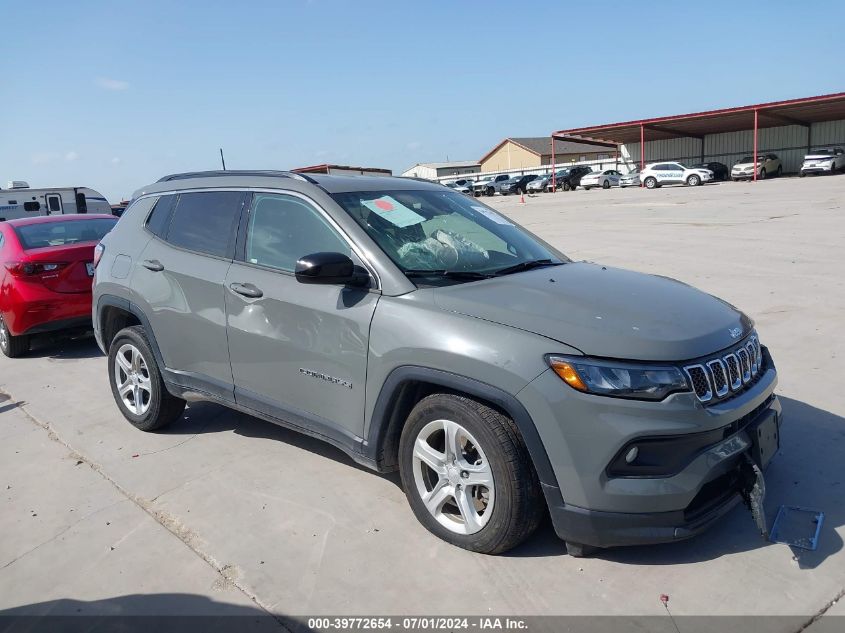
[93,243,105,268]
[4,262,68,277]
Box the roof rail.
[156,170,322,185]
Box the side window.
[166,192,242,258]
[23,201,40,212]
[145,195,177,239]
[245,193,350,273]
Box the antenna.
[219,148,227,170]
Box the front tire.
[759,168,767,180]
[0,314,29,358]
[398,394,543,554]
[776,165,783,177]
[108,326,186,431]
[686,174,701,186]
[602,179,610,189]
[563,181,571,191]
[644,176,657,189]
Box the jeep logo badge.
[729,327,742,339]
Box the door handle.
[229,282,263,299]
[142,259,164,272]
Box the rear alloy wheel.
[602,179,611,189]
[399,394,543,554]
[777,165,783,177]
[644,176,657,189]
[0,315,29,358]
[563,181,571,191]
[108,326,185,431]
[687,174,701,186]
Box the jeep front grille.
[684,335,764,404]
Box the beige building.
[479,137,615,172]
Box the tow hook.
[740,454,768,539]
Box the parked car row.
[444,148,841,197]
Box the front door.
[225,191,379,440]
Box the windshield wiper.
[492,259,563,276]
[403,269,492,280]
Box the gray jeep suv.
[92,170,781,555]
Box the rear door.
[225,191,379,439]
[131,191,247,400]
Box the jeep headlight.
[547,355,689,400]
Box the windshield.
[738,156,757,164]
[810,149,833,155]
[15,218,117,249]
[331,189,565,280]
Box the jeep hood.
[431,262,752,361]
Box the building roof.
[552,92,845,145]
[408,161,481,170]
[293,163,392,175]
[479,137,615,164]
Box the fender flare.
[366,365,560,493]
[95,294,166,371]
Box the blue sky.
[2,0,843,201]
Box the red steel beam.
[753,109,759,183]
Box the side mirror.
[295,252,370,287]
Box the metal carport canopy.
[551,92,845,145]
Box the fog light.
[625,446,639,464]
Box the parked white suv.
[800,148,845,176]
[640,163,713,189]
[731,154,782,180]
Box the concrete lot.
[1,175,843,629]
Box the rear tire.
[108,326,186,432]
[0,315,29,358]
[398,393,544,554]
[602,179,610,189]
[563,181,571,191]
[644,176,657,189]
[776,165,782,177]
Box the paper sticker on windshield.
[471,206,513,225]
[362,196,425,228]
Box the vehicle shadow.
[173,400,404,489]
[24,330,103,360]
[506,396,845,566]
[0,593,312,632]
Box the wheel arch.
[96,295,165,371]
[365,366,559,494]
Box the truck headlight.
[547,355,690,400]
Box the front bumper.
[801,165,833,174]
[517,347,780,547]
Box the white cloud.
[95,77,130,91]
[111,157,121,164]
[407,141,422,151]
[65,151,79,162]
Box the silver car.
[93,170,781,556]
[619,169,641,188]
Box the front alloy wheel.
[399,394,543,554]
[412,418,494,535]
[644,176,657,189]
[687,174,701,186]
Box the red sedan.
[0,214,118,357]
